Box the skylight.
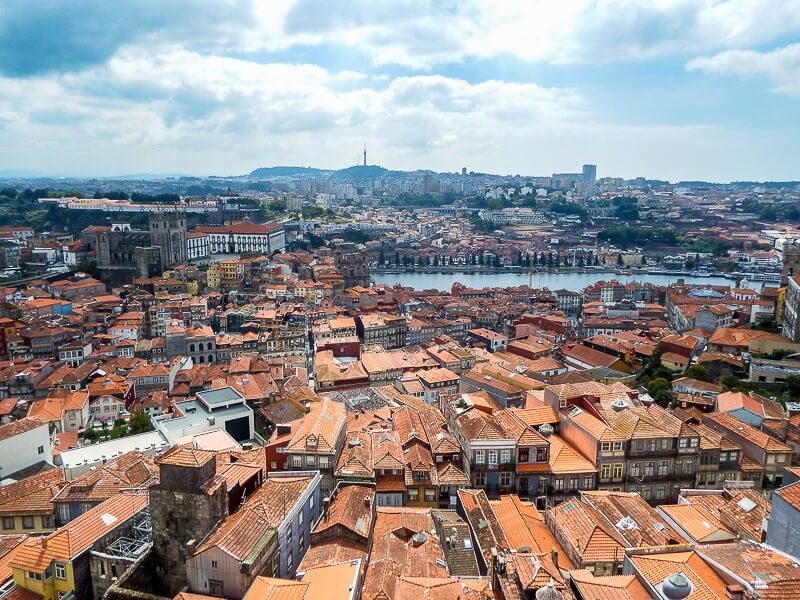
[737,497,758,513]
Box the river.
[371,271,748,293]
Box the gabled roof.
[569,569,651,600]
[0,468,64,516]
[580,490,685,547]
[546,497,627,564]
[629,549,727,600]
[10,492,147,571]
[313,484,374,541]
[286,398,346,455]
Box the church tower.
[149,211,187,269]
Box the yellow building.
[10,492,147,600]
[0,469,63,535]
[206,264,221,291]
[404,446,438,508]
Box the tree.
[721,375,742,390]
[616,253,624,266]
[647,377,670,393]
[128,410,153,435]
[0,188,17,199]
[684,364,710,382]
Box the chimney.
[41,537,48,550]
[488,547,497,591]
[364,495,371,506]
[550,547,559,572]
[725,584,745,600]
[186,539,197,555]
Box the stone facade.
[149,458,227,596]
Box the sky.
[0,1,798,181]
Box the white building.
[152,386,254,444]
[194,222,285,256]
[186,231,210,261]
[0,417,53,480]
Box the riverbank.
[371,266,724,277]
[371,270,753,293]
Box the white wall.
[0,424,52,477]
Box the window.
[22,516,34,529]
[211,560,218,568]
[292,456,302,468]
[500,449,511,464]
[500,472,511,487]
[690,438,699,448]
[474,472,486,487]
[2,517,13,530]
[298,511,304,527]
[309,496,315,511]
[37,445,44,455]
[601,464,611,479]
[613,464,623,479]
[57,504,70,523]
[656,486,666,500]
[42,515,53,529]
[425,488,436,502]
[488,450,498,465]
[26,571,42,581]
[299,532,305,550]
[554,478,564,491]
[645,462,654,477]
[778,454,788,464]
[612,442,623,451]
[601,442,611,452]
[536,447,548,462]
[271,461,277,470]
[408,489,419,501]
[660,439,670,450]
[583,476,593,488]
[678,438,688,448]
[630,463,641,477]
[474,450,485,464]
[658,461,668,476]
[306,455,315,467]
[54,562,66,580]
[641,488,652,500]
[319,456,329,468]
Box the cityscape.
[1,3,800,600]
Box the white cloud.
[687,43,800,97]
[258,0,800,68]
[0,51,588,174]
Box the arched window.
[208,355,214,363]
[198,356,204,364]
[189,344,195,352]
[198,343,204,351]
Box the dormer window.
[306,436,317,448]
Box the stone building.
[333,242,370,288]
[149,211,188,268]
[148,446,228,596]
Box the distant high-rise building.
[462,167,467,176]
[363,144,367,166]
[583,164,597,184]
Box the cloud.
[274,0,800,68]
[0,0,255,76]
[2,1,798,76]
[0,50,587,174]
[687,43,800,97]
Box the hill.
[332,165,389,179]
[249,166,327,178]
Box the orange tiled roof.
[629,550,727,600]
[9,492,147,571]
